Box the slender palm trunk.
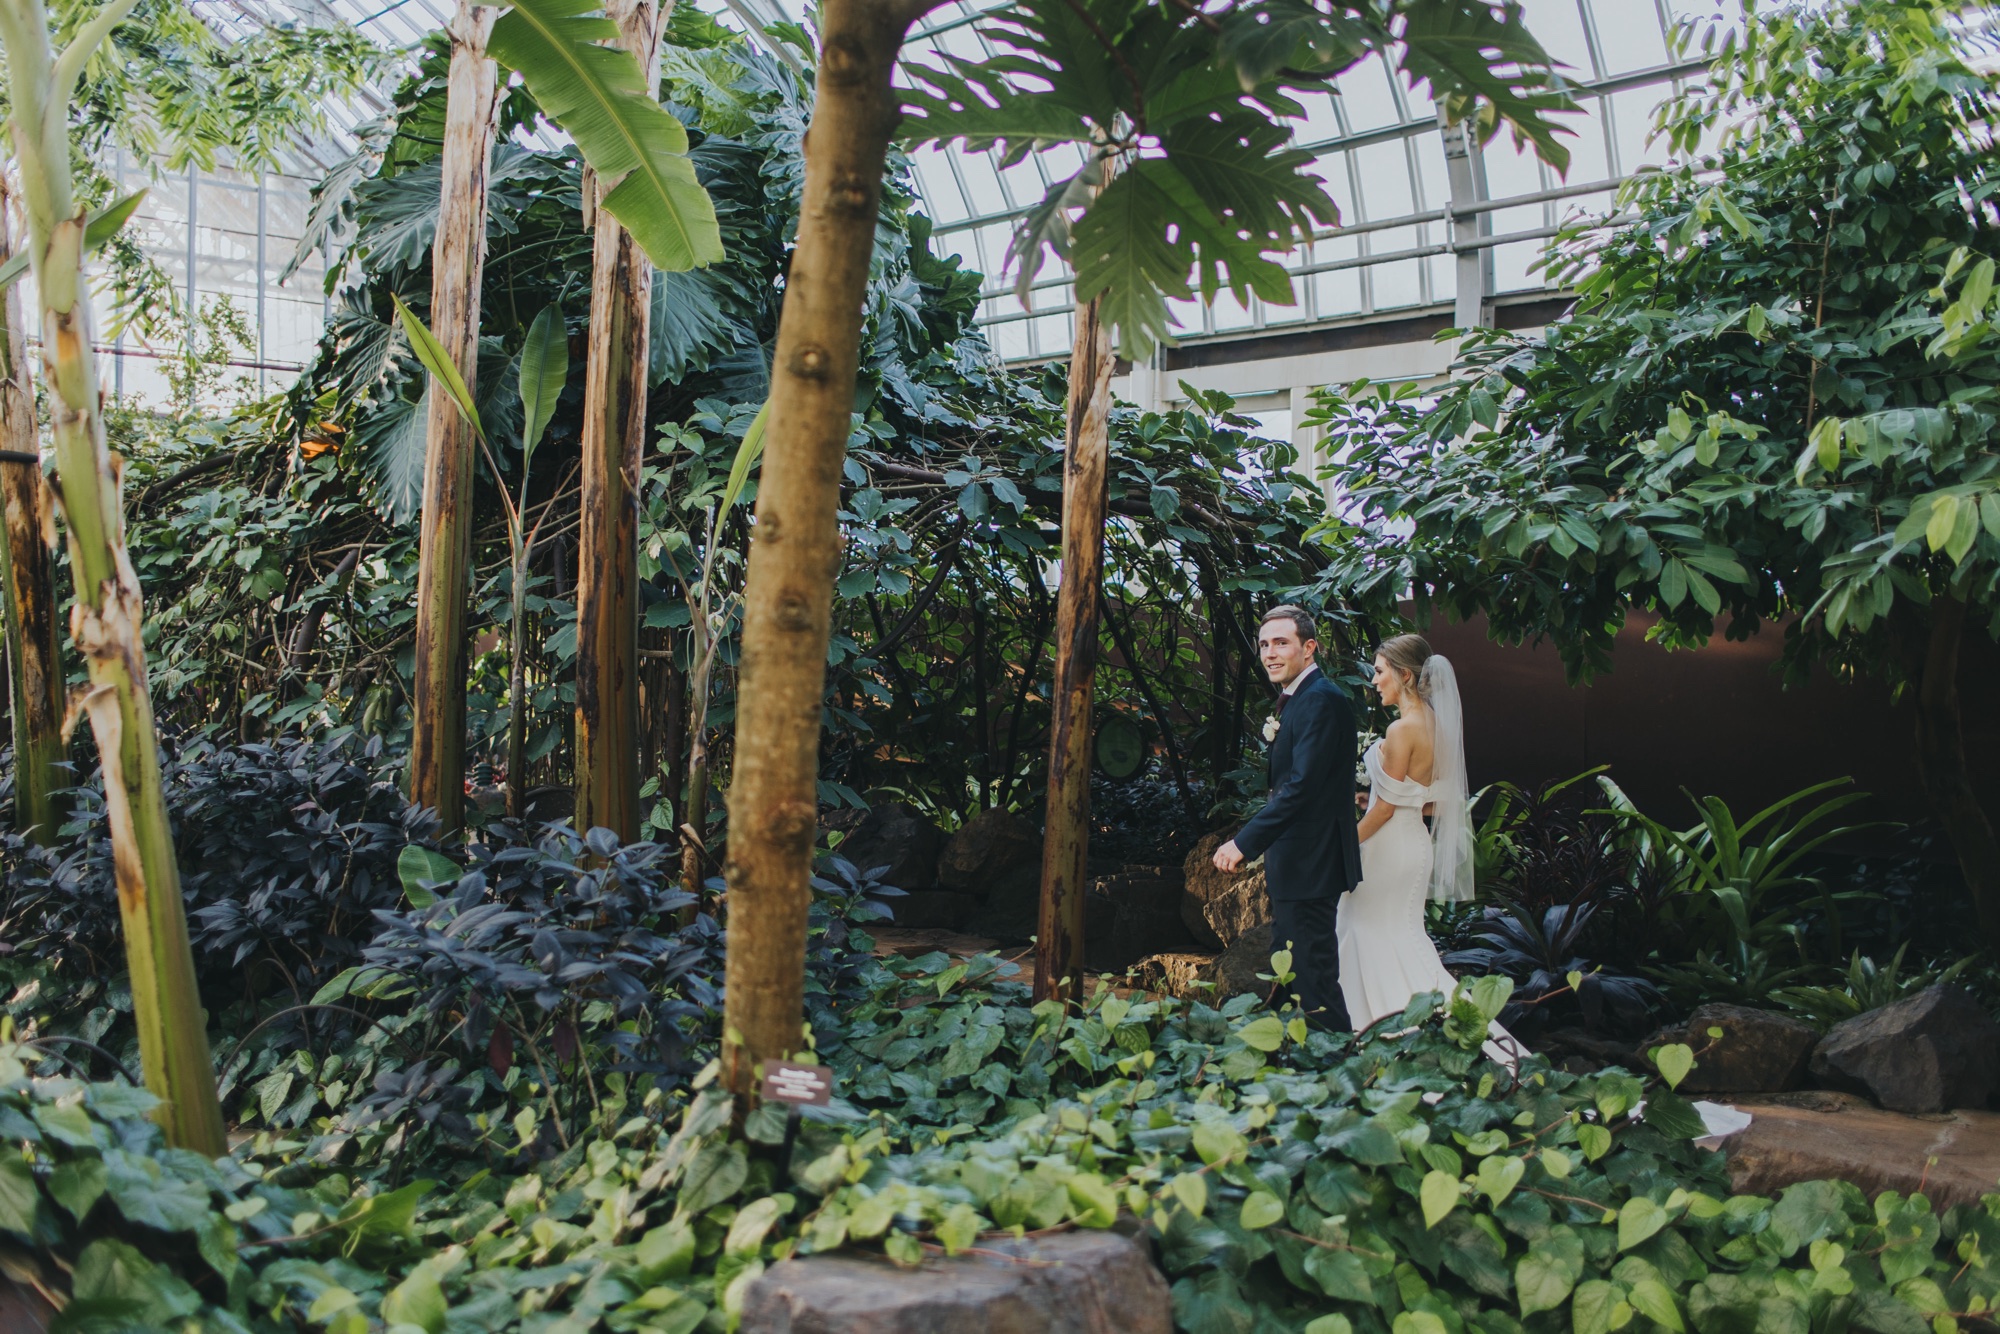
[721,0,932,1108]
[409,0,499,836]
[507,546,531,819]
[0,176,62,844]
[574,0,664,842]
[1033,293,1114,1003]
[0,0,222,1152]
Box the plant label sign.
[760,1059,832,1106]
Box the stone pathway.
[1720,1091,2000,1210]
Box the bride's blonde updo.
[1375,633,1433,699]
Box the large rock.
[945,809,1043,943]
[1180,832,1269,951]
[1721,1093,2000,1211]
[1645,1004,1820,1094]
[1214,922,1275,996]
[741,1229,1170,1334]
[939,808,1041,893]
[887,892,979,931]
[1809,985,2000,1112]
[834,802,947,892]
[1090,868,1200,972]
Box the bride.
[1337,633,1522,1061]
[1338,635,1755,1140]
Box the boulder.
[1090,869,1202,972]
[741,1229,1170,1334]
[1645,1004,1820,1094]
[1809,985,2000,1113]
[886,892,979,932]
[1180,832,1269,951]
[1214,922,1275,996]
[834,802,946,892]
[939,808,1041,893]
[1721,1094,2000,1212]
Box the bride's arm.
[1356,723,1414,843]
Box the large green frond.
[1398,0,1578,174]
[491,0,722,272]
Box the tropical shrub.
[0,732,440,1021]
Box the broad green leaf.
[1810,416,1843,475]
[393,294,484,443]
[721,401,769,513]
[49,1158,107,1222]
[1239,1191,1284,1229]
[1629,1277,1686,1332]
[397,845,457,907]
[1237,1015,1284,1052]
[0,189,148,292]
[725,1194,785,1255]
[1577,1122,1612,1161]
[518,303,569,458]
[1652,1042,1695,1090]
[676,1142,748,1218]
[1476,1153,1524,1206]
[1518,1248,1577,1316]
[1066,1172,1118,1228]
[1305,1245,1373,1302]
[103,1149,209,1232]
[489,0,721,272]
[1573,1279,1629,1334]
[0,1153,41,1235]
[1192,1121,1246,1165]
[936,1202,981,1255]
[1617,1195,1668,1250]
[70,1239,201,1323]
[381,1268,447,1334]
[1393,1313,1448,1334]
[1170,1171,1208,1217]
[1419,1169,1459,1228]
[1304,1317,1354,1334]
[1926,493,1959,553]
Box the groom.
[1212,605,1361,1030]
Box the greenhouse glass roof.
[118,0,1732,407]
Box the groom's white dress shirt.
[1282,664,1318,698]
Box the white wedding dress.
[1336,732,1752,1141]
[1338,739,1526,1066]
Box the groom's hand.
[1212,839,1245,872]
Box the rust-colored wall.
[1416,611,2000,829]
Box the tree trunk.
[0,179,62,845]
[1032,294,1115,1003]
[0,0,223,1152]
[409,0,499,836]
[721,0,930,1109]
[1909,593,2000,948]
[573,0,663,842]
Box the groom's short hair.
[1261,604,1317,644]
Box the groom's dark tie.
[1276,691,1289,718]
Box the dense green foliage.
[1309,0,1998,680]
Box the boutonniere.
[1261,714,1280,743]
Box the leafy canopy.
[900,0,1577,358]
[1307,0,2000,684]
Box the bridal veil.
[1422,655,1476,902]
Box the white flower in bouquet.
[1354,728,1382,788]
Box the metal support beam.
[1438,110,1492,331]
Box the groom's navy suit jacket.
[1234,669,1364,901]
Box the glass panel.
[1337,58,1403,131]
[1292,89,1345,144]
[1313,150,1362,227]
[955,153,1010,216]
[1526,0,1598,80]
[998,153,1048,210]
[1031,312,1073,356]
[1610,86,1674,172]
[1352,141,1415,219]
[1370,258,1423,310]
[1411,137,1450,211]
[911,145,971,223]
[1588,0,1670,74]
[990,318,1033,361]
[1210,290,1256,332]
[1311,266,1363,318]
[1490,239,1549,293]
[1263,282,1311,325]
[1166,295,1204,339]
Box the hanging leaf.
[490,0,723,273]
[721,401,770,513]
[0,189,148,292]
[351,385,431,524]
[392,293,485,443]
[518,304,569,459]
